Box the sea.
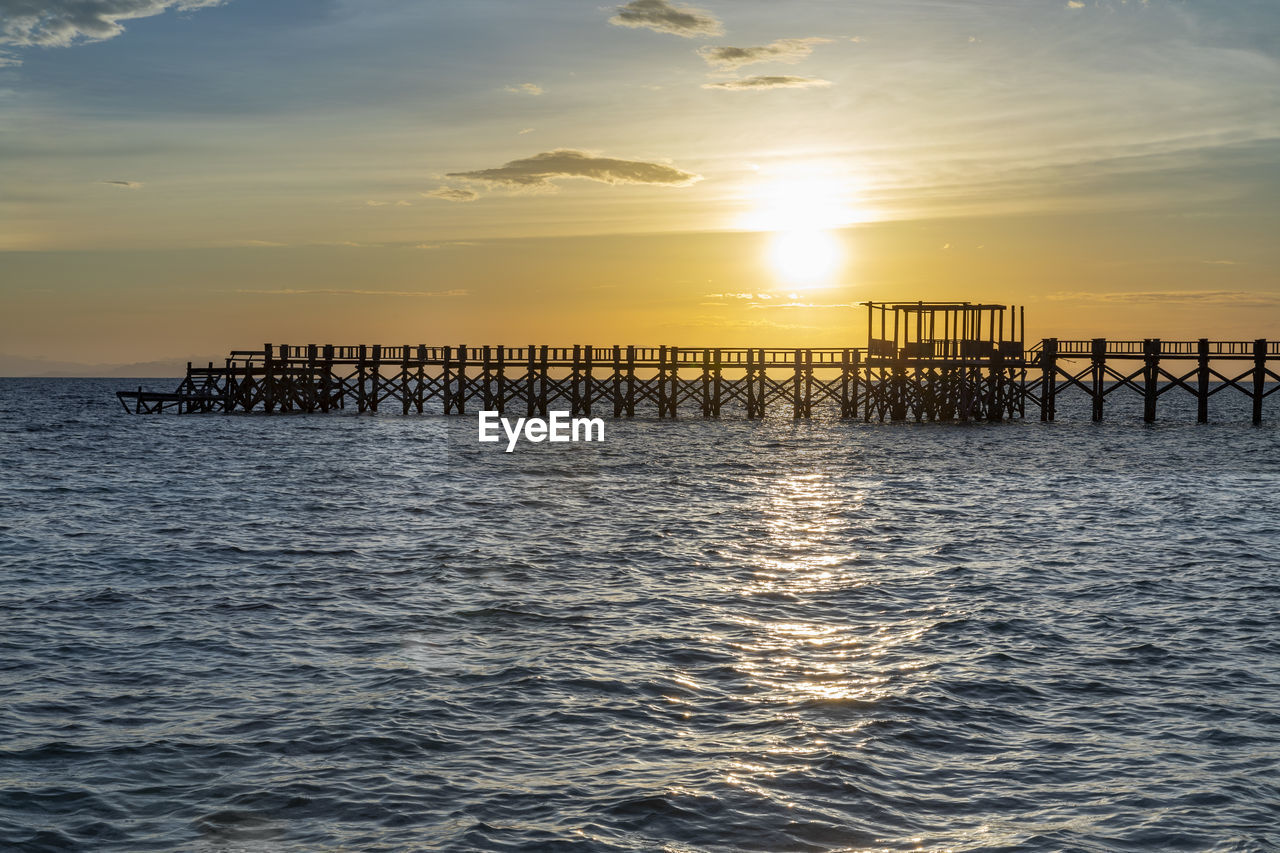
[2,377,1278,852]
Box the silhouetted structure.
[118,301,1277,423]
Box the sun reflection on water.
[713,470,938,807]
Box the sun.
[736,163,861,289]
[769,229,841,287]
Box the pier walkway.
[118,303,1277,423]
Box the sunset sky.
[2,0,1278,371]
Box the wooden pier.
[117,302,1277,423]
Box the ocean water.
[2,377,1278,853]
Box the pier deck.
[117,300,1276,423]
[116,337,1277,424]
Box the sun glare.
[738,163,860,289]
[769,229,841,287]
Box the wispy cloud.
[698,37,832,71]
[413,241,479,250]
[504,82,543,96]
[1047,290,1280,306]
[702,75,832,91]
[99,179,142,188]
[236,288,468,297]
[446,149,701,189]
[747,300,858,309]
[608,0,722,38]
[0,0,222,48]
[422,187,479,202]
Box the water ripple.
[1,379,1278,851]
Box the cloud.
[1067,1,1085,7]
[747,300,858,309]
[99,179,142,188]
[504,82,543,96]
[698,37,832,71]
[702,75,832,90]
[236,288,468,297]
[422,186,479,202]
[1046,290,1280,306]
[446,149,701,189]
[517,127,535,135]
[608,0,722,38]
[0,0,221,48]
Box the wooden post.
[746,348,757,419]
[416,345,426,413]
[319,345,333,413]
[263,343,275,414]
[612,345,623,417]
[657,346,667,418]
[401,344,411,415]
[277,344,290,413]
[482,346,494,411]
[793,349,804,418]
[668,346,679,418]
[526,345,537,417]
[1197,338,1209,424]
[1042,338,1057,422]
[891,354,906,422]
[583,344,593,417]
[1091,338,1106,422]
[442,345,454,414]
[305,344,318,413]
[757,349,767,418]
[369,344,381,412]
[455,344,466,414]
[839,349,851,418]
[356,344,367,413]
[851,349,861,419]
[989,346,1004,422]
[1143,338,1159,424]
[538,345,549,417]
[701,348,712,418]
[494,346,505,414]
[712,349,723,418]
[571,345,582,416]
[1254,338,1267,425]
[225,356,237,413]
[625,345,636,417]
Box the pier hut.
[862,301,1026,422]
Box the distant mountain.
[0,353,221,378]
